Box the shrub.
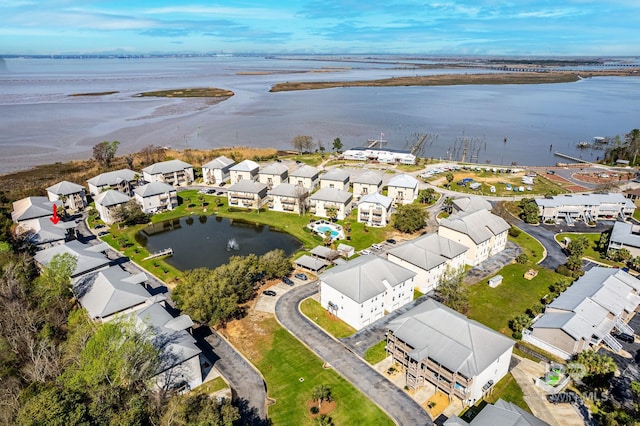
[515,254,529,264]
[555,264,571,277]
[310,406,319,415]
[508,227,521,237]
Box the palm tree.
[443,197,454,213]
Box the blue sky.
[1,1,639,55]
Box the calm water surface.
[1,56,639,172]
[135,214,302,271]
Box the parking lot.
[253,274,316,313]
[598,313,640,410]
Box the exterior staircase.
[614,317,634,335]
[602,333,623,353]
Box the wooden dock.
[143,248,173,260]
[554,152,591,164]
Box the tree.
[92,141,120,167]
[566,236,589,257]
[112,200,150,226]
[332,137,343,152]
[574,350,617,389]
[325,206,338,222]
[445,172,454,188]
[435,267,469,314]
[292,135,314,153]
[509,314,532,339]
[311,385,332,409]
[294,186,309,215]
[393,204,428,233]
[418,188,437,204]
[259,249,292,279]
[161,394,239,426]
[519,198,539,224]
[443,197,454,213]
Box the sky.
[1,1,639,56]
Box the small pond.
[136,214,303,271]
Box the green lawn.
[508,226,544,264]
[300,299,357,339]
[555,232,619,267]
[413,288,425,300]
[193,377,228,394]
[97,190,396,284]
[252,318,393,425]
[634,202,640,221]
[364,340,388,365]
[484,373,531,413]
[467,264,567,335]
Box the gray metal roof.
[388,173,418,189]
[11,196,55,222]
[87,169,138,187]
[130,303,201,374]
[295,255,328,271]
[321,168,350,183]
[388,233,468,271]
[440,209,510,244]
[228,180,268,194]
[309,187,352,204]
[268,183,307,198]
[229,159,259,172]
[259,162,289,176]
[609,221,640,248]
[46,180,85,195]
[94,189,131,207]
[358,192,392,209]
[535,193,635,210]
[352,170,383,185]
[447,399,549,426]
[202,156,235,170]
[34,240,111,277]
[142,159,192,175]
[290,164,319,179]
[310,245,339,259]
[73,265,150,319]
[453,196,492,213]
[388,299,514,378]
[21,217,76,245]
[320,255,415,303]
[134,181,175,197]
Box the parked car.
[294,273,308,281]
[360,249,372,255]
[262,290,276,296]
[97,231,109,237]
[95,224,105,229]
[386,238,396,244]
[282,277,294,286]
[615,332,635,343]
[219,181,226,187]
[371,243,383,250]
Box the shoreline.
[270,70,640,92]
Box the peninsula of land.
[270,69,639,92]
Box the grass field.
[484,373,531,413]
[427,169,567,197]
[508,226,544,264]
[467,264,567,335]
[300,299,357,338]
[224,314,393,425]
[364,340,388,365]
[554,232,618,267]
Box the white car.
[360,249,372,255]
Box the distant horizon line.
[1,52,638,60]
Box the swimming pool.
[308,220,345,240]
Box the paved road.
[199,329,268,425]
[275,282,432,426]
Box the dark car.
[262,290,276,296]
[219,181,226,187]
[615,332,635,343]
[294,273,308,281]
[95,224,105,229]
[282,277,294,286]
[386,238,397,244]
[97,231,109,237]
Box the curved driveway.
[275,282,432,426]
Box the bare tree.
[295,186,309,215]
[292,135,314,154]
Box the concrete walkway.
[510,356,584,426]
